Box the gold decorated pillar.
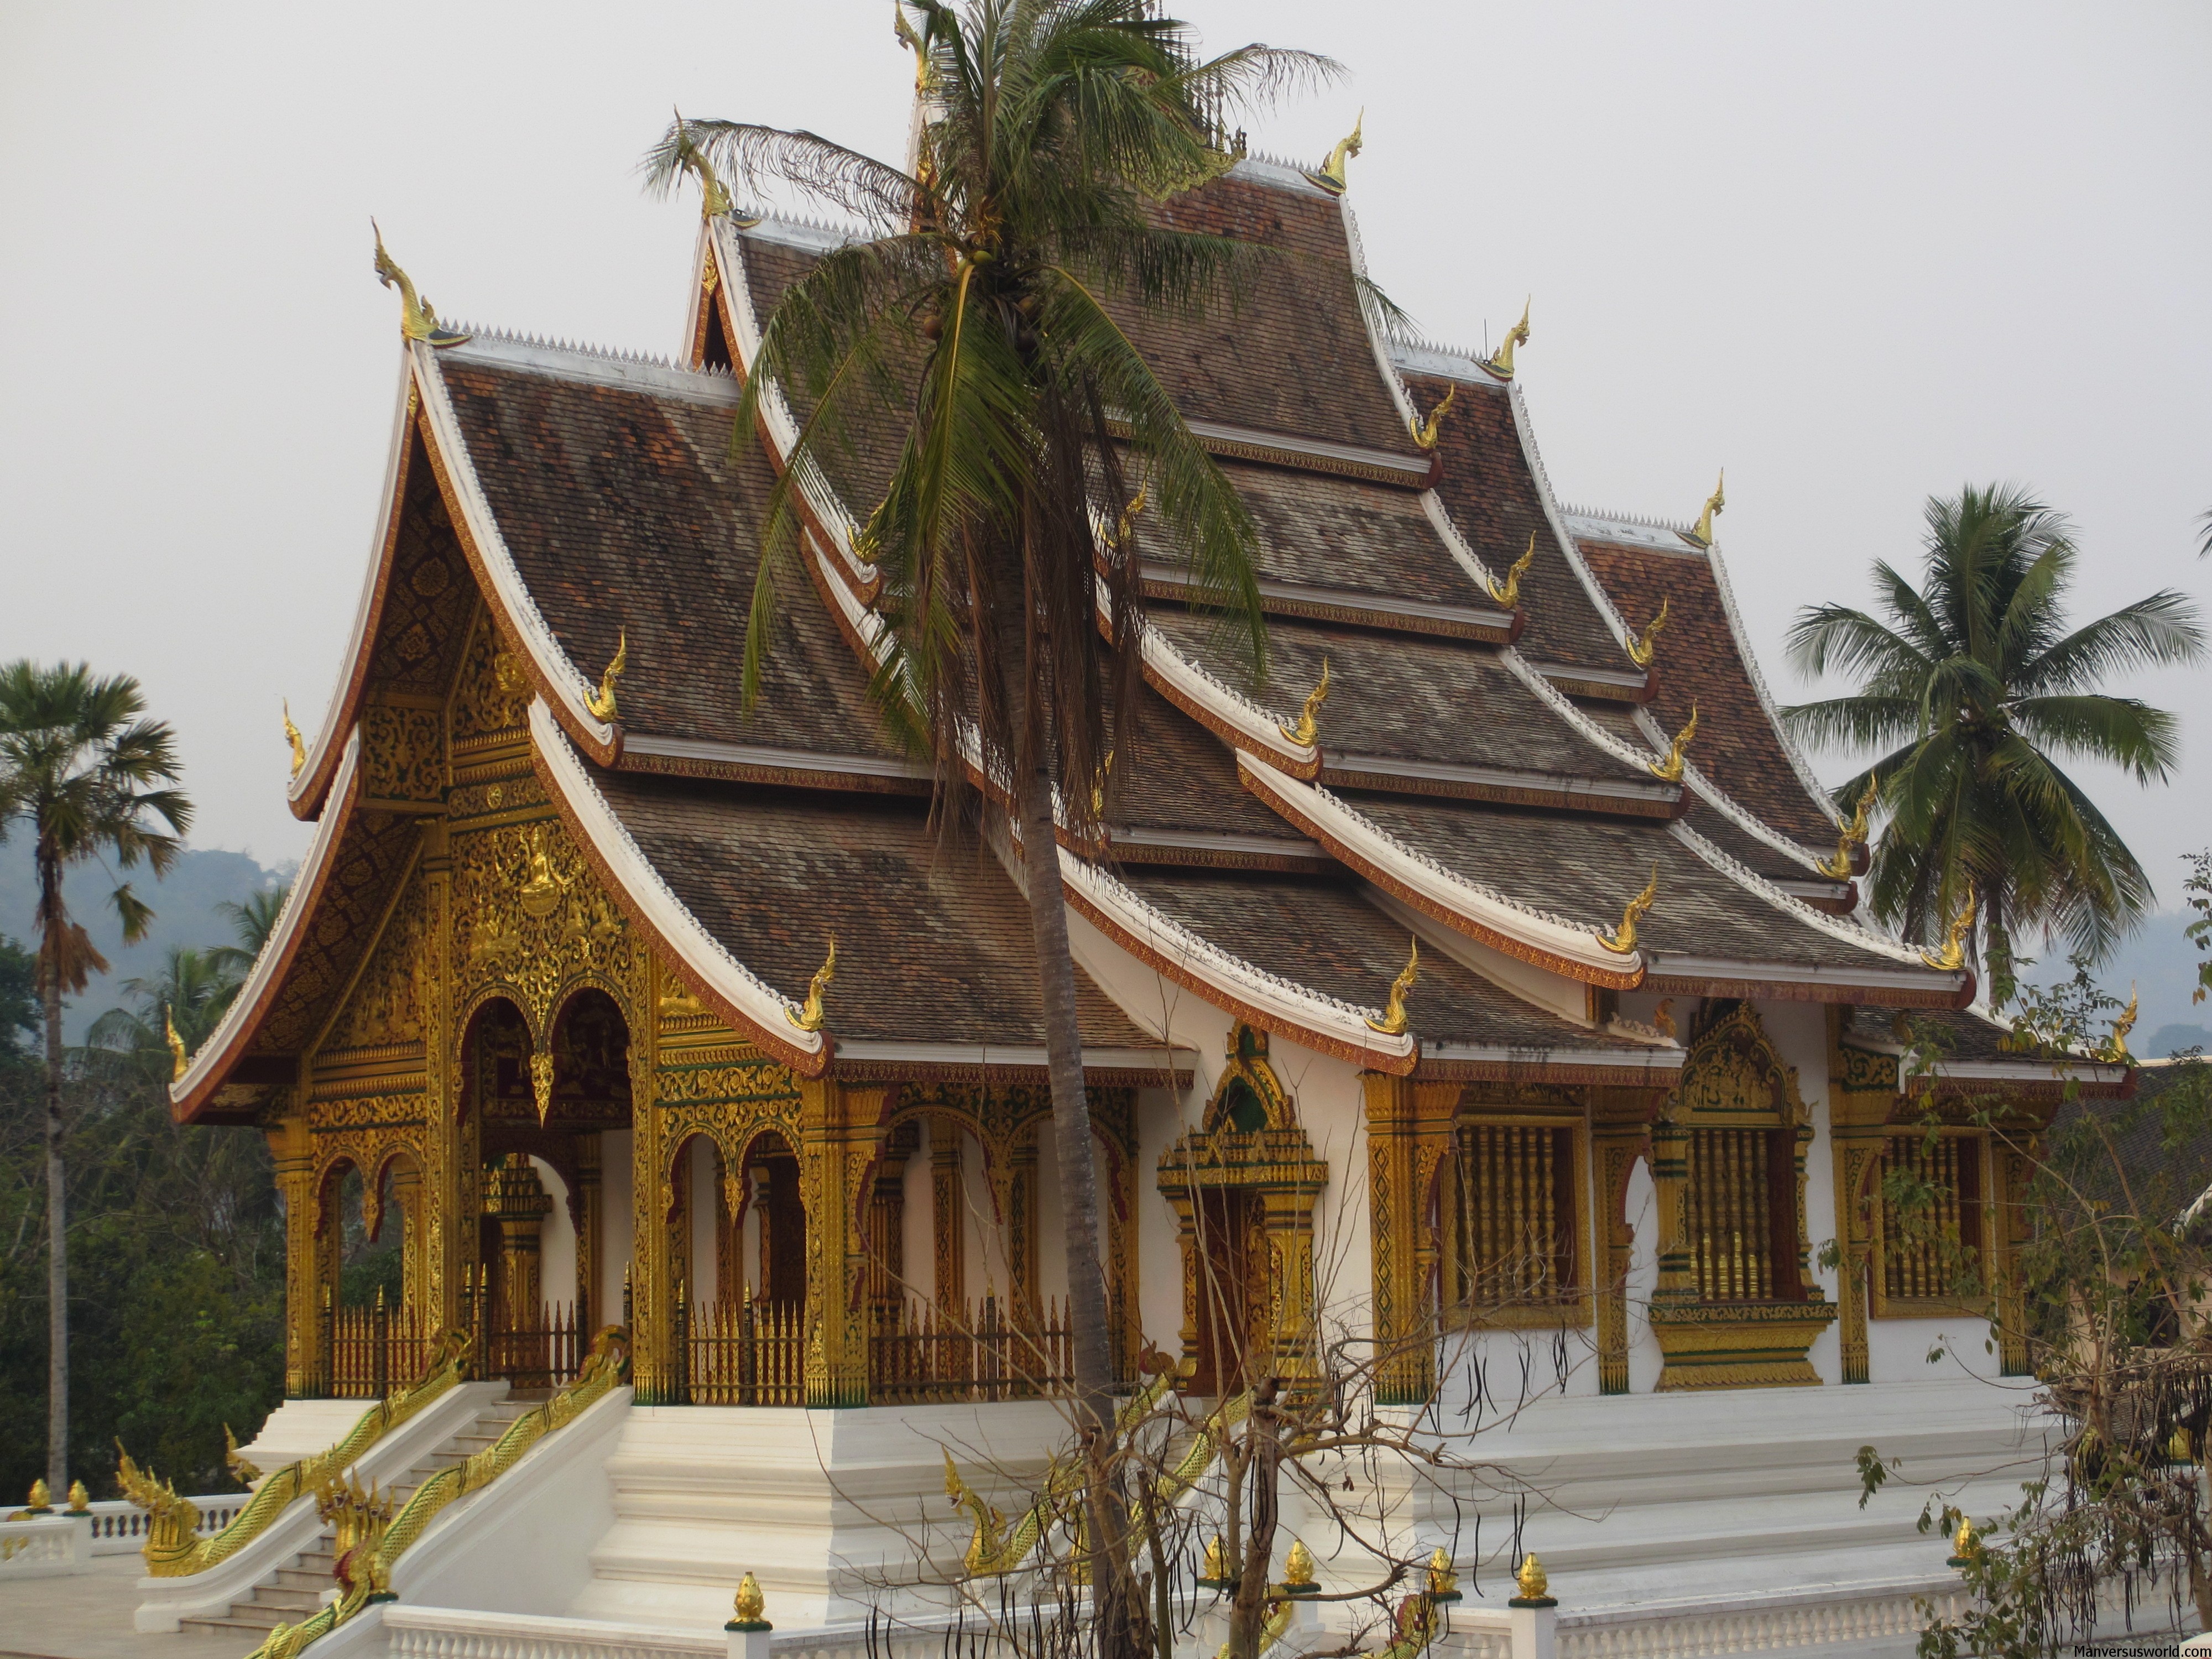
[420,816,467,1334]
[574,1135,601,1331]
[1258,1186,1319,1383]
[931,1117,966,1316]
[1005,1136,1040,1327]
[387,1161,427,1318]
[1645,1110,1694,1309]
[628,1011,676,1401]
[799,1078,885,1407]
[1363,1072,1430,1405]
[267,1114,321,1396]
[1827,1011,1899,1386]
[484,1155,554,1326]
[1589,1092,1656,1396]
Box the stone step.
[184,1606,295,1632]
[244,1587,326,1612]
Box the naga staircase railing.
[116,1330,472,1577]
[243,1326,631,1659]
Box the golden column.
[1005,1136,1040,1327]
[1363,1072,1430,1405]
[931,1117,966,1316]
[799,1077,886,1407]
[574,1135,601,1331]
[267,1115,321,1396]
[387,1161,427,1319]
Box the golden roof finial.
[1309,111,1363,194]
[1598,865,1659,956]
[729,1571,769,1629]
[283,700,307,780]
[1364,936,1420,1035]
[1278,656,1332,747]
[1481,297,1532,380]
[371,220,470,348]
[1625,596,1670,668]
[894,3,928,90]
[1410,384,1455,451]
[1816,778,1879,879]
[787,937,837,1031]
[1091,749,1115,819]
[585,629,627,722]
[1485,533,1537,609]
[1920,890,1976,971]
[671,112,734,218]
[164,1004,188,1082]
[1282,1537,1318,1588]
[1648,704,1699,782]
[1683,469,1725,549]
[1512,1552,1551,1604]
[1114,482,1147,547]
[1947,1514,1981,1568]
[2103,986,2139,1063]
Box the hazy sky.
[4,3,2207,929]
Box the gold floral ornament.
[1364,936,1419,1035]
[1510,1551,1554,1606]
[1280,1537,1319,1593]
[727,1570,771,1631]
[371,221,470,348]
[1485,531,1537,609]
[1625,596,1670,668]
[1919,891,1976,972]
[1410,383,1455,451]
[1307,110,1363,194]
[1598,866,1659,956]
[787,937,837,1031]
[1816,778,1878,879]
[584,629,627,722]
[283,700,307,780]
[1277,656,1332,747]
[1648,704,1699,782]
[2100,986,2139,1063]
[1681,469,1725,550]
[1481,296,1532,381]
[164,1005,188,1082]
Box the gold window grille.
[1446,1123,1580,1314]
[1875,1133,1985,1310]
[1686,1127,1789,1301]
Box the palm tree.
[646,4,1323,1642]
[1784,484,2203,1000]
[207,882,291,988]
[0,662,190,1494]
[86,945,241,1068]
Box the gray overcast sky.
[3,2,2207,928]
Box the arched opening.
[318,1156,410,1397]
[682,1127,809,1406]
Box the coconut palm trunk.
[41,885,67,1494]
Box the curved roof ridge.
[1701,540,1845,831]
[437,324,698,374]
[1668,818,1940,972]
[1336,196,1425,441]
[1560,503,1698,538]
[1630,706,1828,875]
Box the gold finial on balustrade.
[1426,1545,1461,1601]
[25,1477,51,1513]
[727,1570,771,1630]
[1199,1534,1231,1588]
[1947,1515,1981,1569]
[66,1479,89,1514]
[1281,1537,1318,1594]
[1510,1551,1555,1607]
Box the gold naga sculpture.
[1481,297,1532,380]
[1648,704,1699,782]
[1919,891,1976,971]
[1816,778,1879,879]
[585,629,627,722]
[1199,1535,1231,1587]
[371,222,471,348]
[2101,987,2140,1064]
[1681,469,1726,549]
[894,3,929,90]
[1308,110,1363,194]
[787,937,837,1031]
[224,1425,263,1486]
[1410,384,1455,451]
[282,700,307,779]
[1625,596,1670,668]
[163,1005,188,1082]
[1278,656,1332,747]
[1484,532,1537,609]
[1598,866,1660,955]
[1365,937,1420,1036]
[1114,482,1147,547]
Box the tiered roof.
[175,147,2078,1124]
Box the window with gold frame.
[1871,1129,1991,1316]
[1437,1112,1591,1328]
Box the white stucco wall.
[598,1128,634,1323]
[530,1155,577,1314]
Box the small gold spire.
[1648,704,1699,781]
[1308,111,1363,194]
[1426,1546,1459,1600]
[1816,778,1878,879]
[164,1005,188,1082]
[1277,656,1332,747]
[1920,891,1976,972]
[27,1478,50,1511]
[1410,384,1455,451]
[728,1569,770,1629]
[66,1479,88,1514]
[1481,297,1532,380]
[1364,936,1419,1036]
[1202,1535,1229,1583]
[372,221,470,348]
[1598,866,1658,956]
[1485,532,1537,609]
[1682,469,1725,549]
[1625,597,1670,668]
[283,700,307,780]
[787,938,837,1031]
[1282,1537,1317,1587]
[1513,1552,1550,1603]
[2103,986,2139,1063]
[585,629,627,722]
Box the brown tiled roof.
[1407,373,1623,671]
[1120,867,1626,1052]
[1684,799,1827,889]
[1578,538,1835,846]
[1110,687,1308,846]
[1342,792,1903,977]
[592,769,1157,1051]
[439,356,909,764]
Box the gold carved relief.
[361,703,445,804]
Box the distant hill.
[2018,905,2206,1055]
[0,837,293,1042]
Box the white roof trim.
[1387,340,1509,387]
[1109,826,1328,861]
[1338,196,1424,443]
[1132,604,1317,773]
[1239,755,1645,978]
[173,730,361,1106]
[1631,705,1829,875]
[414,345,616,750]
[440,330,740,406]
[1325,751,1679,806]
[1142,561,1513,635]
[1179,415,1430,482]
[1225,154,1336,199]
[531,700,823,1060]
[834,1040,1195,1073]
[1421,1040,1686,1072]
[620,733,933,781]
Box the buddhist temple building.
[147,129,2129,1657]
